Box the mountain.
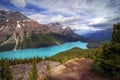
[80,29,112,42]
[74,28,112,48]
[74,28,112,42]
[0,10,81,52]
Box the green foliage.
[46,64,51,73]
[111,23,120,43]
[92,62,104,74]
[48,47,100,64]
[28,60,38,80]
[18,34,59,49]
[28,71,34,80]
[0,59,13,80]
[0,57,42,65]
[61,56,68,64]
[92,23,120,80]
[0,43,16,52]
[17,32,81,50]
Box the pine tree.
[0,59,13,80]
[46,64,51,73]
[93,23,120,80]
[111,23,120,43]
[28,60,38,80]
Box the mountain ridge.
[0,10,81,52]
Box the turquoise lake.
[0,41,87,59]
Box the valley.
[0,0,120,80]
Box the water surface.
[0,41,87,59]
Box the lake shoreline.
[0,41,87,60]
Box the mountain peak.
[0,10,81,52]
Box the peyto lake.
[0,41,87,59]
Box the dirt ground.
[10,58,110,80]
[46,58,110,80]
[10,61,60,80]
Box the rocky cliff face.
[0,10,44,51]
[0,10,81,52]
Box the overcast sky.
[0,0,120,31]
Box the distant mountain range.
[74,28,112,48]
[75,28,112,42]
[0,10,81,52]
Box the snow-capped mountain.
[0,10,81,52]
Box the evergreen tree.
[93,23,120,80]
[28,60,38,80]
[111,23,120,43]
[0,59,13,80]
[46,64,51,73]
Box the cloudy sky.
[0,0,120,31]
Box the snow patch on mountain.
[6,19,9,22]
[62,26,67,29]
[16,21,21,28]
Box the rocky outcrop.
[0,10,81,52]
[47,58,110,80]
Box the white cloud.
[67,24,104,31]
[50,15,65,23]
[26,0,120,31]
[50,15,80,23]
[89,17,107,25]
[28,14,48,24]
[28,13,105,32]
[10,0,26,8]
[29,14,80,24]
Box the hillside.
[6,58,110,80]
[48,47,98,63]
[47,58,110,80]
[0,10,81,52]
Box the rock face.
[0,10,81,52]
